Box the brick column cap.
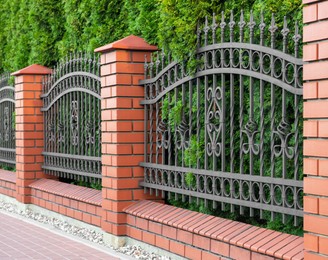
[94,35,158,53]
[11,64,52,76]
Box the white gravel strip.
[0,200,170,260]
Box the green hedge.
[0,0,302,72]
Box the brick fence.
[0,3,327,259]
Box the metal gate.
[41,53,101,182]
[140,12,303,224]
[0,74,15,167]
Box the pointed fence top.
[94,35,158,53]
[11,64,52,76]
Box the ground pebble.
[0,200,170,260]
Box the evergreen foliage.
[0,0,302,72]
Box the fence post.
[12,64,52,204]
[303,1,328,259]
[95,35,160,244]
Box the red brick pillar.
[12,64,52,204]
[95,35,160,240]
[303,2,328,259]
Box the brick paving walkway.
[0,212,123,259]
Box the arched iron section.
[139,12,303,225]
[0,74,15,167]
[41,53,101,182]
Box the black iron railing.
[41,53,101,182]
[140,12,303,225]
[0,74,15,167]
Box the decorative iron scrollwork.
[176,119,189,150]
[242,120,260,155]
[156,120,169,149]
[48,122,55,142]
[71,100,79,146]
[273,120,294,159]
[85,121,95,144]
[57,122,64,143]
[206,86,223,157]
[4,107,9,142]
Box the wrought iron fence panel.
[0,74,15,167]
[41,53,101,182]
[140,12,303,225]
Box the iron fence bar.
[140,181,303,217]
[140,163,303,188]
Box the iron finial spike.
[204,16,210,46]
[212,12,217,28]
[248,10,256,43]
[248,10,256,29]
[269,13,278,34]
[229,10,235,41]
[281,16,290,37]
[239,10,246,41]
[212,13,218,44]
[259,10,265,30]
[220,11,226,42]
[220,11,226,28]
[293,21,301,57]
[259,10,266,45]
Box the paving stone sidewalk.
[0,212,126,260]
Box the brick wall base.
[0,170,16,198]
[125,201,304,260]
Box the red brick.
[304,214,328,235]
[148,221,162,234]
[193,234,210,251]
[319,235,328,255]
[319,160,328,177]
[304,81,318,99]
[318,1,328,20]
[91,216,101,226]
[304,120,318,137]
[82,213,92,224]
[142,231,155,245]
[303,158,318,175]
[319,121,328,137]
[129,226,142,240]
[319,41,328,60]
[211,239,230,257]
[304,100,328,119]
[177,229,193,245]
[319,197,328,216]
[304,196,319,214]
[230,245,251,260]
[162,225,177,240]
[304,4,318,23]
[155,235,169,251]
[303,20,328,43]
[169,240,185,257]
[185,246,202,260]
[135,217,149,230]
[304,140,328,157]
[318,80,328,98]
[304,233,319,252]
[305,177,328,196]
[304,43,318,61]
